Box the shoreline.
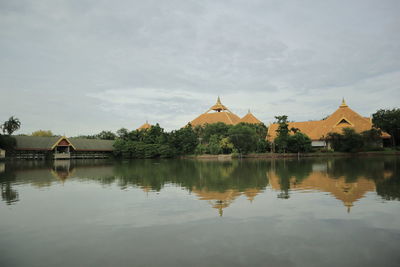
[183,151,400,160]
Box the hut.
[11,136,114,159]
[267,99,390,147]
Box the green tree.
[361,128,382,149]
[274,115,290,153]
[31,130,53,137]
[97,131,116,140]
[287,132,312,153]
[228,124,257,154]
[202,122,231,143]
[2,116,21,135]
[168,125,199,155]
[372,108,400,146]
[326,128,364,152]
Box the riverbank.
[183,150,400,160]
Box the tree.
[372,108,400,146]
[287,132,312,153]
[274,115,290,153]
[228,124,257,154]
[116,128,130,140]
[202,122,231,143]
[361,128,382,149]
[32,130,53,137]
[326,128,364,152]
[97,130,117,140]
[2,116,21,135]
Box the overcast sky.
[1,0,399,136]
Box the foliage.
[168,125,198,155]
[287,132,312,153]
[97,131,117,140]
[208,135,222,154]
[326,128,364,152]
[372,108,400,146]
[2,116,21,135]
[228,124,257,154]
[274,115,290,153]
[31,130,54,137]
[361,128,382,150]
[202,122,231,143]
[220,137,234,154]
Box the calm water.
[1,156,400,267]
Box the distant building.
[137,121,152,131]
[190,97,262,126]
[11,136,114,160]
[267,99,390,147]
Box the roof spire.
[340,98,348,108]
[209,96,228,112]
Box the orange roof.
[267,99,390,141]
[190,97,241,126]
[137,121,151,130]
[239,110,262,124]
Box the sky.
[0,0,399,136]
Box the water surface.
[1,156,400,267]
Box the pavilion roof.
[14,136,114,151]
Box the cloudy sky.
[1,0,399,136]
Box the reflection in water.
[0,157,399,214]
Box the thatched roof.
[267,99,390,141]
[14,136,114,151]
[240,110,262,124]
[190,97,241,126]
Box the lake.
[1,156,400,267]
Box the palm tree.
[2,116,21,135]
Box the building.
[239,110,262,124]
[11,136,114,159]
[267,99,390,147]
[190,97,262,126]
[137,121,152,131]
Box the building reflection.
[268,168,376,212]
[0,157,399,214]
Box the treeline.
[112,122,270,158]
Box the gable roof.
[267,100,390,141]
[14,136,114,151]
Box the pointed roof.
[137,121,151,131]
[240,110,262,124]
[190,97,241,126]
[208,96,228,112]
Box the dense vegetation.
[112,122,269,158]
[273,115,312,153]
[372,108,400,146]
